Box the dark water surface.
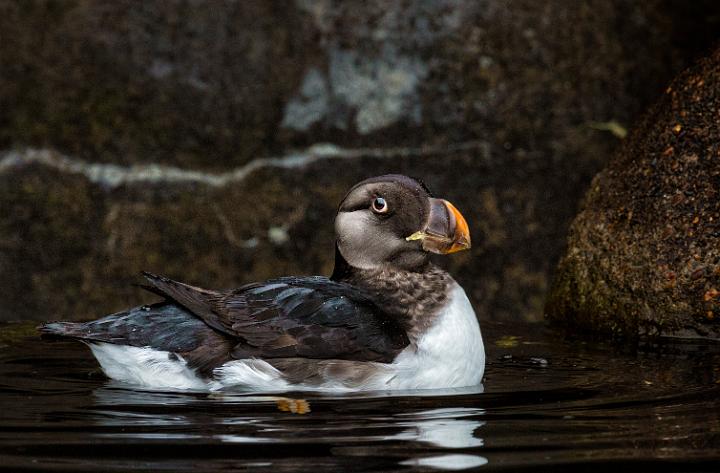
[0,321,719,472]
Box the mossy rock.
[546,48,720,340]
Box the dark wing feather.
[40,302,234,377]
[142,273,409,363]
[141,271,228,334]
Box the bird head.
[334,174,471,272]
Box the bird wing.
[141,272,409,362]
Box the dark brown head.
[334,174,470,272]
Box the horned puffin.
[40,175,485,392]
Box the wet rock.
[2,0,717,169]
[0,146,579,322]
[1,1,720,322]
[546,48,720,340]
[0,0,316,169]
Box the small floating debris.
[497,354,549,368]
[529,357,549,367]
[495,335,520,348]
[276,398,311,414]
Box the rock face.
[547,48,720,340]
[1,1,720,322]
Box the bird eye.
[372,197,389,214]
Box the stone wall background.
[1,0,719,322]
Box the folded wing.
[142,272,409,363]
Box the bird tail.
[38,321,87,340]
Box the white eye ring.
[372,197,389,214]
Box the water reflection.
[388,407,487,470]
[2,321,720,472]
[215,434,278,443]
[94,383,205,406]
[90,384,490,469]
[389,407,485,448]
[401,454,488,470]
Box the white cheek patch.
[335,211,397,269]
[335,211,370,244]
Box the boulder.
[2,0,720,322]
[547,48,720,339]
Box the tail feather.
[38,321,88,340]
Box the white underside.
[88,284,485,392]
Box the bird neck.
[331,245,454,340]
[331,242,430,280]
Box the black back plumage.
[140,272,410,362]
[41,273,411,372]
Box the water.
[1,320,719,472]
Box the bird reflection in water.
[388,407,488,470]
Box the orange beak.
[406,198,471,254]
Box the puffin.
[40,175,485,392]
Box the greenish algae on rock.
[546,48,720,340]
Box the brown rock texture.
[1,0,720,322]
[547,48,720,340]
